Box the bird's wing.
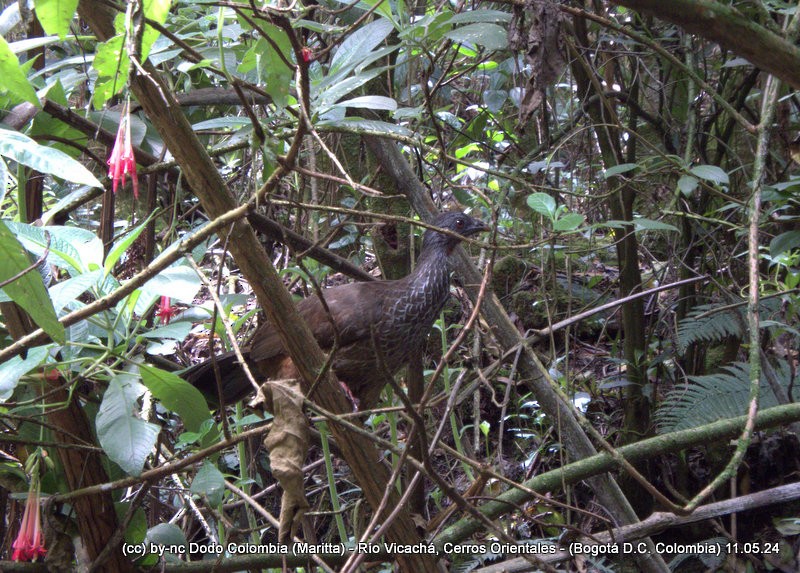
[246,281,390,362]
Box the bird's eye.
[455,218,465,229]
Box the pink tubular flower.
[107,100,139,198]
[156,296,178,325]
[12,482,46,562]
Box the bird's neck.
[400,243,452,316]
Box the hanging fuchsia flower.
[156,296,178,325]
[107,100,139,198]
[12,476,46,562]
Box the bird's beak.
[467,219,491,236]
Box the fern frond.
[676,303,744,354]
[676,299,782,354]
[656,361,793,433]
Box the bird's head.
[422,212,490,254]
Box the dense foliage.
[1,0,800,571]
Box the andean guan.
[184,212,489,409]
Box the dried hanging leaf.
[263,379,310,542]
[508,0,566,125]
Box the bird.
[184,212,489,409]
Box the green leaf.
[192,117,252,131]
[690,164,729,186]
[354,0,394,21]
[92,36,129,109]
[0,128,102,188]
[241,25,293,109]
[144,524,186,562]
[139,365,211,433]
[33,0,79,39]
[0,222,65,343]
[3,222,101,275]
[8,36,68,54]
[677,174,698,196]
[0,36,39,106]
[139,265,202,305]
[48,270,103,312]
[444,23,508,51]
[104,215,156,278]
[770,230,800,258]
[329,19,394,79]
[774,517,800,536]
[446,10,512,24]
[553,213,585,232]
[332,95,398,111]
[141,0,172,62]
[632,218,680,232]
[603,163,638,179]
[139,321,192,341]
[317,117,414,138]
[605,218,679,233]
[526,192,556,218]
[96,376,160,476]
[190,461,226,506]
[0,346,50,399]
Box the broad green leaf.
[0,346,50,400]
[355,0,394,21]
[332,95,398,111]
[139,321,192,341]
[190,461,226,506]
[677,174,698,196]
[144,523,186,562]
[238,26,292,108]
[9,36,65,54]
[0,222,65,343]
[553,213,585,232]
[526,192,557,218]
[92,36,129,109]
[0,37,39,106]
[104,215,156,277]
[141,0,172,62]
[446,10,512,24]
[3,222,101,275]
[139,265,202,305]
[444,23,508,51]
[48,270,103,312]
[603,163,638,179]
[690,164,729,186]
[139,365,211,433]
[33,0,79,39]
[317,117,414,138]
[192,117,252,131]
[315,67,386,112]
[483,90,507,112]
[329,19,394,79]
[770,231,800,258]
[632,218,679,232]
[0,128,102,188]
[96,376,160,476]
[604,218,679,232]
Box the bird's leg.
[338,381,360,411]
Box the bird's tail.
[182,352,258,405]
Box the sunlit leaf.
[0,221,65,343]
[0,128,102,187]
